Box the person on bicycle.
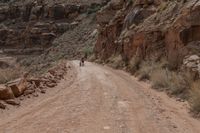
[80,57,85,66]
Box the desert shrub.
[83,45,93,58]
[136,61,157,81]
[190,80,200,113]
[128,56,141,74]
[151,67,193,98]
[167,72,190,98]
[136,58,168,81]
[0,68,22,84]
[108,55,124,69]
[151,69,170,90]
[138,69,150,81]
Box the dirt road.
[0,61,200,133]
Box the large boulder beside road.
[0,85,15,100]
[6,78,28,97]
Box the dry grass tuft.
[128,56,141,74]
[108,55,125,69]
[190,80,200,113]
[150,67,192,99]
[0,67,22,84]
[137,61,154,81]
[167,72,192,98]
[151,69,170,90]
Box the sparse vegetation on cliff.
[0,67,22,84]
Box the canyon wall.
[94,0,200,73]
[0,0,106,53]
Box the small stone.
[103,126,110,130]
[46,82,57,88]
[120,125,125,128]
[40,89,46,94]
[5,99,20,106]
[172,125,177,128]
[0,102,6,109]
[176,98,181,102]
[33,93,39,97]
[24,89,35,95]
[19,97,24,101]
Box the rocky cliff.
[94,0,200,75]
[0,0,106,53]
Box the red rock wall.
[95,0,200,69]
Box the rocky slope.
[0,0,107,108]
[0,0,106,53]
[94,0,200,76]
[0,0,108,76]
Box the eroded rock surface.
[94,0,200,75]
[0,0,106,54]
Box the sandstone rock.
[5,99,20,106]
[33,93,39,97]
[96,3,117,25]
[24,89,35,95]
[28,78,48,86]
[186,62,197,68]
[187,55,200,61]
[40,89,46,94]
[7,78,27,97]
[70,21,79,28]
[46,82,57,88]
[19,97,24,101]
[0,101,6,109]
[0,85,15,100]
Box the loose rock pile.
[0,62,69,109]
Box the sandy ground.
[0,61,200,133]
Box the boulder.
[188,55,200,61]
[7,78,27,97]
[0,85,15,100]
